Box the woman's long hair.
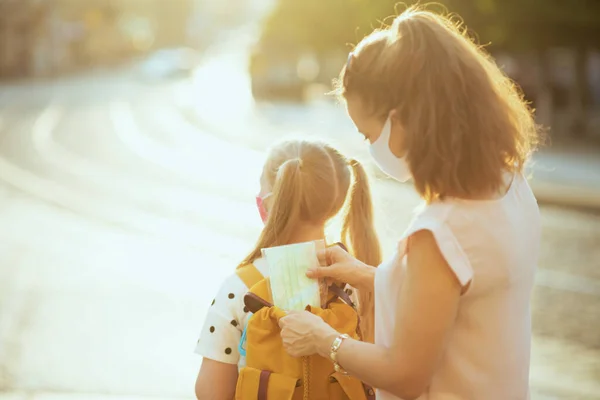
[335,5,540,202]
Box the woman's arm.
[195,359,238,400]
[283,230,464,399]
[310,246,377,292]
[325,230,462,398]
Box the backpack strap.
[325,242,355,308]
[327,284,355,309]
[236,263,265,289]
[258,370,271,400]
[363,383,376,400]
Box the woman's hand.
[279,311,339,358]
[308,246,376,292]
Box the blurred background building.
[0,0,194,79]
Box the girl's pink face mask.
[255,193,271,224]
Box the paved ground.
[0,65,599,400]
[0,29,599,400]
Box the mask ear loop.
[260,193,272,214]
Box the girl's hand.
[308,246,376,292]
[279,311,338,358]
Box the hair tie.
[292,157,304,169]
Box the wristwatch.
[329,333,350,375]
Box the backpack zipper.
[302,356,310,400]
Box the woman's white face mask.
[368,117,412,182]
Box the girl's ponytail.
[268,158,304,238]
[238,158,305,268]
[341,159,382,343]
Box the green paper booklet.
[262,240,326,312]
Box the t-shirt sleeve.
[194,273,248,364]
[400,217,473,287]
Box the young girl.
[194,139,382,399]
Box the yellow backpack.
[234,245,376,400]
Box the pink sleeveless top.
[374,173,541,400]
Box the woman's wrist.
[358,262,376,292]
[316,325,339,358]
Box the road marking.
[148,101,262,165]
[29,103,260,237]
[110,100,261,189]
[109,99,267,199]
[0,154,248,255]
[31,105,63,158]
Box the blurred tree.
[258,0,397,53]
[442,0,600,49]
[259,0,600,52]
[442,0,600,135]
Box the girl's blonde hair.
[238,139,382,342]
[336,6,540,202]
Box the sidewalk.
[528,146,600,209]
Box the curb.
[530,179,600,211]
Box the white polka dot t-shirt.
[194,258,270,369]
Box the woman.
[278,7,541,400]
